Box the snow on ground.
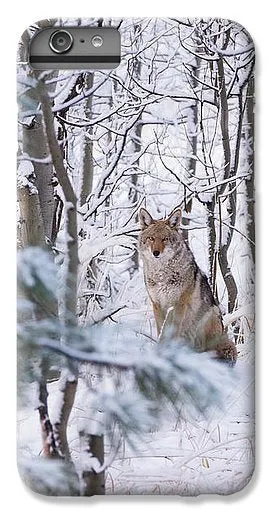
[17,328,254,496]
[104,356,254,495]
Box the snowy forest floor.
[18,311,254,496]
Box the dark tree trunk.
[81,433,105,496]
[245,75,255,263]
[80,73,94,206]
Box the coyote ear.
[139,208,154,229]
[167,208,182,229]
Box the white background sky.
[0,0,273,511]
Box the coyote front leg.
[152,303,165,337]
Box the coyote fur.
[138,207,237,364]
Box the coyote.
[138,207,237,364]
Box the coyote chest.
[145,270,186,310]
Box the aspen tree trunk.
[18,21,57,243]
[17,184,45,248]
[22,118,55,241]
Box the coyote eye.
[148,237,154,242]
[162,237,168,242]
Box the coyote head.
[138,208,183,261]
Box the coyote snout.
[138,207,237,365]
